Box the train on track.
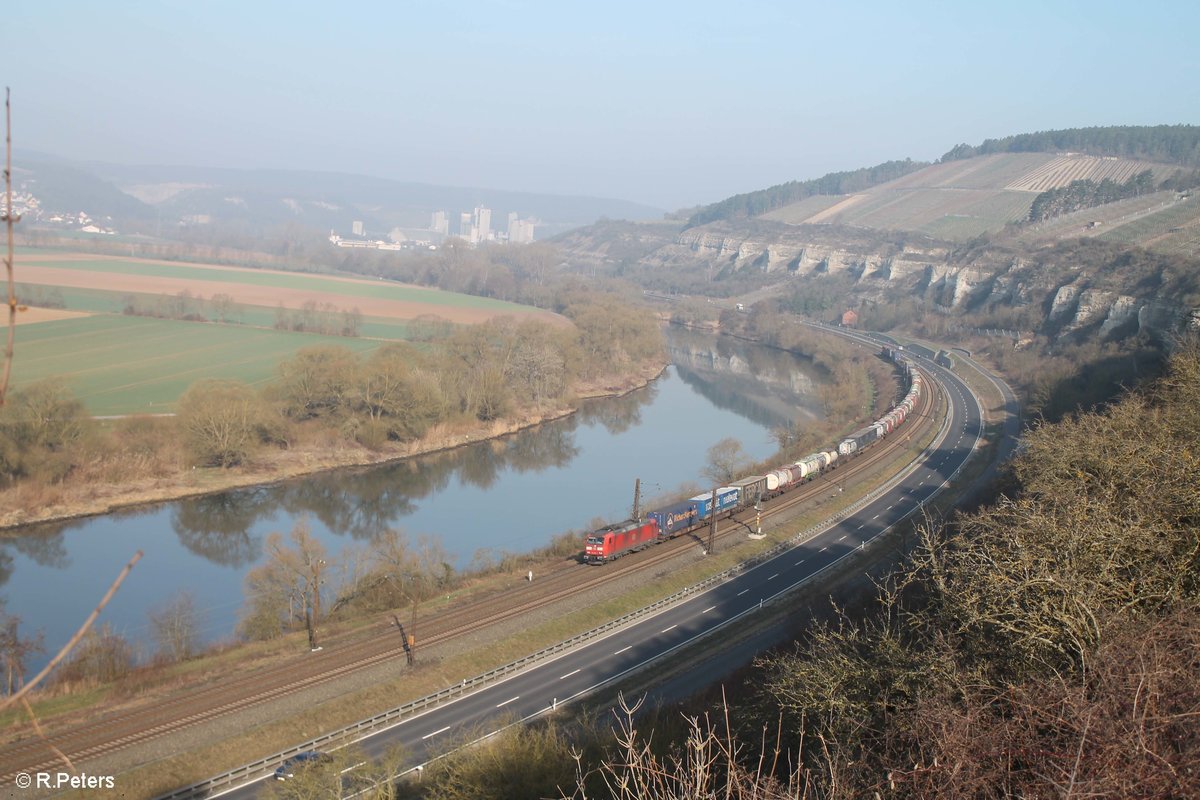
[583,347,923,564]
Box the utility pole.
[2,88,20,408]
[632,478,641,520]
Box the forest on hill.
[941,124,1200,167]
[685,159,928,227]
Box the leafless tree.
[149,591,200,662]
[242,521,330,649]
[0,609,43,695]
[703,436,750,485]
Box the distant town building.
[431,210,449,235]
[473,206,491,243]
[507,212,536,244]
[841,309,859,327]
[352,220,365,237]
[459,212,475,243]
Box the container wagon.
[646,499,701,538]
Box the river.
[0,328,828,670]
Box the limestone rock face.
[1049,285,1081,321]
[1099,295,1139,337]
[1068,288,1115,330]
[556,216,1199,344]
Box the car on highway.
[274,750,331,780]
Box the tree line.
[685,159,929,228]
[941,124,1200,167]
[0,290,663,483]
[1028,168,1157,222]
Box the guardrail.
[158,363,957,800]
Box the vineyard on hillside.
[1007,154,1168,192]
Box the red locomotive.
[584,518,660,563]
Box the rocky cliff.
[555,219,1200,343]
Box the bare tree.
[241,521,330,649]
[703,437,750,485]
[148,591,200,662]
[177,379,266,467]
[0,607,43,695]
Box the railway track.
[0,369,940,782]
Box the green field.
[22,254,534,314]
[9,315,383,415]
[13,283,419,340]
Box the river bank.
[0,359,669,533]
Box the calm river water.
[0,328,827,669]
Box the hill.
[554,126,1200,355]
[761,152,1178,241]
[13,154,665,241]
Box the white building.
[352,220,364,237]
[431,210,449,235]
[459,212,476,243]
[473,205,491,242]
[507,211,536,244]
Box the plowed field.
[16,252,564,326]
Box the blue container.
[689,487,741,519]
[647,499,701,537]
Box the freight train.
[583,347,923,564]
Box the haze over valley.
[2,2,1200,799]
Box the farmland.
[1005,154,1168,191]
[9,315,383,416]
[3,250,572,415]
[12,283,419,340]
[15,251,564,325]
[761,152,1179,241]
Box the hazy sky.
[6,1,1199,210]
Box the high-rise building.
[507,212,536,244]
[352,220,364,237]
[459,212,476,243]
[431,211,449,235]
[473,206,491,243]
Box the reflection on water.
[0,327,829,667]
[667,327,827,429]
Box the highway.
[211,348,986,799]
